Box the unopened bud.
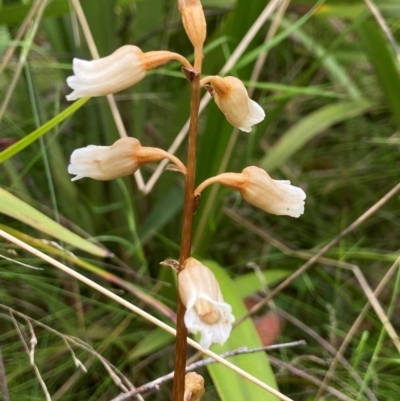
[184,372,205,401]
[179,0,207,51]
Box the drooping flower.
[240,166,306,217]
[68,137,186,181]
[66,45,192,101]
[194,166,306,218]
[200,75,265,132]
[179,257,234,350]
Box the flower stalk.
[172,66,202,401]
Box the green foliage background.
[1,0,400,400]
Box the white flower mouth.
[179,258,235,350]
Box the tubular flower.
[201,75,265,132]
[240,166,306,217]
[179,257,234,350]
[68,137,186,181]
[195,166,306,217]
[66,45,192,100]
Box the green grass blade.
[261,100,372,172]
[0,97,89,163]
[0,187,110,258]
[357,19,400,129]
[0,0,70,24]
[204,259,280,401]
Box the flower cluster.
[65,0,306,351]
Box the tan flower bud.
[184,372,205,401]
[179,257,234,350]
[66,45,192,100]
[200,75,265,132]
[68,137,186,181]
[178,0,207,51]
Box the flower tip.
[65,92,77,101]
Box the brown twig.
[110,341,306,401]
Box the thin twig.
[269,356,355,401]
[0,304,137,398]
[110,341,306,401]
[0,347,9,401]
[0,0,46,75]
[0,0,49,122]
[364,0,400,62]
[315,255,400,400]
[277,309,378,401]
[10,312,52,401]
[0,230,295,401]
[235,182,400,325]
[225,207,400,352]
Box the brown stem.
[194,172,244,195]
[137,147,187,175]
[172,65,202,401]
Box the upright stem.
[172,67,202,400]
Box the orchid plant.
[65,0,306,399]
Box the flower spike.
[200,75,265,132]
[179,257,234,350]
[66,45,192,100]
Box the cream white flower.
[68,137,186,181]
[68,137,142,181]
[240,166,306,217]
[201,76,265,132]
[195,166,306,217]
[179,257,234,350]
[66,45,192,101]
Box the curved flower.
[68,137,142,181]
[66,45,192,101]
[179,257,234,350]
[68,137,186,181]
[240,166,306,217]
[195,166,306,217]
[201,75,265,132]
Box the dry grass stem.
[0,0,48,122]
[10,312,52,401]
[233,182,400,325]
[0,0,46,75]
[0,229,294,401]
[315,256,400,400]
